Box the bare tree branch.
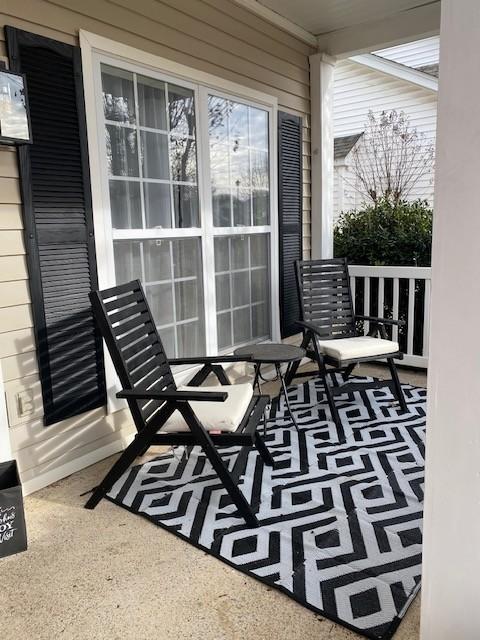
[345,110,435,206]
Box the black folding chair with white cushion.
[285,258,408,428]
[85,280,273,528]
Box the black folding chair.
[285,258,408,428]
[84,280,273,528]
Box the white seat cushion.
[160,383,254,433]
[319,336,399,361]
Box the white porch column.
[421,1,480,638]
[0,363,12,463]
[309,53,335,259]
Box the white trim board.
[350,53,438,91]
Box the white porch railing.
[349,265,432,368]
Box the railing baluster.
[378,276,384,318]
[392,278,400,343]
[364,278,370,334]
[407,278,415,355]
[423,278,431,356]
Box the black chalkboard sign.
[0,460,27,559]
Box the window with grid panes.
[100,63,273,358]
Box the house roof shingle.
[334,133,363,159]
[415,63,439,78]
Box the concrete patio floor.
[0,364,426,640]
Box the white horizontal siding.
[333,59,437,218]
[374,36,440,68]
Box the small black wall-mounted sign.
[0,460,27,559]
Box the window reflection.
[208,95,269,227]
[101,65,200,230]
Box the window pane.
[249,107,268,150]
[209,95,269,228]
[106,125,138,177]
[118,238,205,357]
[175,280,200,321]
[233,307,250,344]
[147,283,174,326]
[169,137,197,183]
[102,65,135,124]
[231,236,249,269]
[138,76,167,130]
[144,182,171,229]
[208,96,229,144]
[214,234,270,350]
[250,150,268,189]
[252,190,269,226]
[109,180,142,228]
[233,187,251,226]
[178,321,204,357]
[232,271,249,307]
[140,130,169,179]
[230,146,249,187]
[252,303,269,338]
[114,240,142,283]
[159,326,175,357]
[143,240,171,282]
[210,143,230,188]
[173,184,199,228]
[168,85,195,138]
[251,268,268,303]
[217,312,232,350]
[215,274,230,311]
[212,188,231,227]
[214,237,229,272]
[173,238,201,278]
[250,234,269,267]
[230,102,248,144]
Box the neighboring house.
[333,36,439,220]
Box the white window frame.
[80,31,280,412]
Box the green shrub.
[333,198,432,266]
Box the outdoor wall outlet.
[16,389,35,418]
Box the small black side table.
[234,343,305,431]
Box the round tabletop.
[234,342,305,364]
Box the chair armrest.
[117,389,228,402]
[355,315,405,327]
[168,355,253,366]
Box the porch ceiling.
[235,0,441,57]
[257,0,432,36]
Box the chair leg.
[84,407,172,509]
[284,331,310,386]
[180,405,259,528]
[343,363,356,382]
[387,357,408,412]
[312,338,342,429]
[254,431,275,467]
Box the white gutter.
[349,53,438,91]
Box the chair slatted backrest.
[295,258,356,339]
[90,280,175,431]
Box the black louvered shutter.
[278,111,303,338]
[6,27,106,426]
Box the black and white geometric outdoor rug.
[107,376,426,640]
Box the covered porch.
[0,1,478,639]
